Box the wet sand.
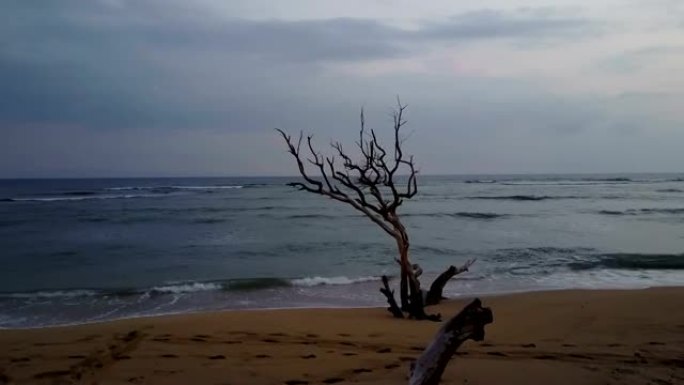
[1,287,683,385]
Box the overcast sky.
[2,0,683,177]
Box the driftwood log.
[425,259,476,306]
[409,298,493,385]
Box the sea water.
[1,174,683,328]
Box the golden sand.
[1,287,683,384]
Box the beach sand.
[1,287,682,385]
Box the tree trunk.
[395,231,411,310]
[406,270,440,321]
[408,299,493,385]
[400,272,409,310]
[395,235,440,321]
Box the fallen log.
[408,298,493,385]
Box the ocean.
[1,174,683,328]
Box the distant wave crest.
[3,194,147,203]
[468,195,557,201]
[2,184,248,203]
[107,185,244,192]
[405,212,509,219]
[0,289,99,299]
[598,208,684,216]
[464,179,497,184]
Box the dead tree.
[409,298,493,385]
[277,102,472,320]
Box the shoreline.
[2,284,682,331]
[1,287,683,384]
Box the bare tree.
[276,101,472,320]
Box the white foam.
[290,276,379,287]
[149,282,222,294]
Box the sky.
[1,0,683,177]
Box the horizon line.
[1,171,683,180]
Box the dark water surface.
[1,174,683,327]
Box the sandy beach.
[1,287,682,385]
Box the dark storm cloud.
[0,1,595,128]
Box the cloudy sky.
[2,0,683,177]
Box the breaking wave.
[0,275,382,301]
[568,253,684,271]
[149,282,223,294]
[290,276,380,287]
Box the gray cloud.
[418,8,594,41]
[0,1,597,129]
[1,1,681,177]
[599,45,684,73]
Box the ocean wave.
[568,253,684,271]
[149,282,223,294]
[449,212,508,219]
[598,210,624,215]
[192,218,227,224]
[598,208,684,216]
[499,182,624,186]
[287,214,341,219]
[657,188,683,193]
[2,185,246,203]
[0,289,99,299]
[0,275,380,301]
[172,185,243,190]
[107,185,243,192]
[290,276,380,287]
[468,195,562,201]
[61,191,98,196]
[405,212,509,219]
[413,244,460,256]
[464,179,497,184]
[225,278,291,290]
[582,177,632,182]
[4,194,149,202]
